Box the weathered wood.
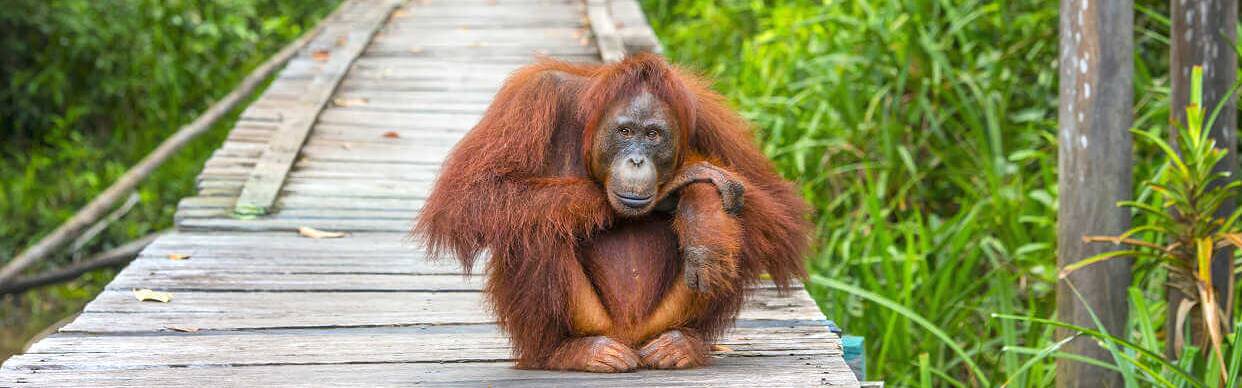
[609,0,662,54]
[234,0,403,216]
[61,288,823,332]
[587,0,626,63]
[0,355,857,387]
[1056,0,1133,386]
[1168,0,1238,353]
[9,324,838,370]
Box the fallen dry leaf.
[408,46,425,54]
[133,289,173,303]
[167,253,191,261]
[298,226,348,239]
[333,97,369,107]
[312,49,331,62]
[166,326,200,333]
[712,344,734,352]
[391,9,408,18]
[382,131,400,139]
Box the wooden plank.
[177,208,414,222]
[610,0,662,54]
[586,0,625,63]
[365,42,596,58]
[0,355,858,387]
[234,0,404,217]
[60,288,824,332]
[1056,0,1132,385]
[176,217,411,232]
[179,196,423,212]
[108,271,797,293]
[386,14,586,29]
[9,324,837,370]
[1168,0,1238,351]
[200,160,443,183]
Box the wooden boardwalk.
[0,1,858,386]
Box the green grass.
[0,0,340,360]
[640,0,1231,385]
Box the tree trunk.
[1056,0,1134,386]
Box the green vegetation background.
[2,0,1239,385]
[0,0,340,359]
[641,0,1231,386]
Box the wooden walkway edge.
[0,1,859,386]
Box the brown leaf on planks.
[712,344,734,352]
[133,288,173,303]
[167,253,190,261]
[312,49,331,62]
[382,131,400,139]
[298,226,348,239]
[165,326,200,333]
[333,97,369,107]
[408,46,424,54]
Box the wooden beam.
[1056,0,1133,386]
[586,0,626,63]
[607,0,663,54]
[233,0,404,217]
[1168,0,1238,355]
[0,233,162,295]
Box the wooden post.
[1168,0,1237,356]
[1057,0,1133,386]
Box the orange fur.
[413,54,811,370]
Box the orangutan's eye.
[617,126,631,136]
[645,129,658,139]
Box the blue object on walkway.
[842,335,865,382]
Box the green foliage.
[0,0,339,360]
[643,0,1060,384]
[640,0,1183,385]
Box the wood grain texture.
[587,0,625,63]
[0,0,858,385]
[234,0,404,216]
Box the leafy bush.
[0,0,338,360]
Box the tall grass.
[0,0,340,360]
[641,0,1199,385]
